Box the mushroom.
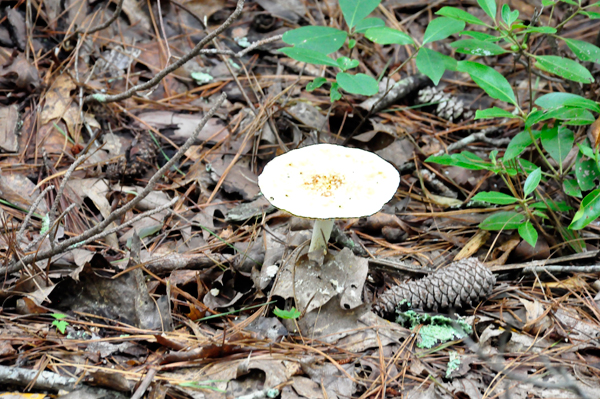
[258,144,400,253]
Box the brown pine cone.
[373,258,495,317]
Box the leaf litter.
[0,1,599,398]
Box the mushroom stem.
[309,219,334,253]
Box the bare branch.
[83,0,245,104]
[16,185,54,241]
[199,34,282,58]
[77,0,124,35]
[70,197,178,250]
[2,93,227,275]
[455,321,590,399]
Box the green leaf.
[336,72,379,95]
[533,55,593,84]
[515,158,539,175]
[531,200,572,212]
[336,56,360,71]
[578,142,596,159]
[425,154,454,165]
[307,77,327,92]
[579,11,600,20]
[450,39,507,56]
[460,31,501,42]
[475,107,518,119]
[517,26,557,34]
[477,0,497,21]
[425,151,493,170]
[518,221,538,247]
[563,179,582,198]
[503,130,541,161]
[472,191,519,204]
[348,39,357,49]
[457,61,517,105]
[541,125,574,164]
[279,47,339,67]
[501,4,519,26]
[52,320,69,334]
[52,313,68,319]
[575,154,600,191]
[480,211,527,230]
[569,189,600,230]
[330,82,342,102]
[423,17,465,44]
[365,27,414,45]
[524,167,542,196]
[354,17,385,33]
[563,38,600,64]
[273,306,301,319]
[535,92,600,113]
[436,7,487,26]
[339,0,381,28]
[416,48,452,85]
[527,107,595,127]
[282,26,347,54]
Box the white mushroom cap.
[258,144,400,220]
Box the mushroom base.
[309,219,334,253]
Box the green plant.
[280,0,600,251]
[51,313,69,334]
[273,306,301,319]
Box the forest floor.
[1,0,600,398]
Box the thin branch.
[434,126,510,157]
[456,321,590,399]
[70,197,178,250]
[48,153,89,224]
[77,0,124,35]
[199,35,282,58]
[2,93,227,275]
[83,0,245,104]
[16,185,54,241]
[23,203,78,253]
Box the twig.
[2,93,227,276]
[521,264,600,274]
[455,321,590,399]
[434,126,510,157]
[0,364,77,391]
[69,197,178,250]
[77,0,124,35]
[16,185,54,241]
[199,35,283,58]
[83,0,245,104]
[47,154,89,226]
[23,203,78,253]
[130,368,157,399]
[490,250,599,272]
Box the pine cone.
[417,86,474,122]
[373,258,495,317]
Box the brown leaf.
[0,105,19,152]
[0,54,40,92]
[41,74,75,125]
[588,115,600,151]
[454,230,490,261]
[519,298,552,335]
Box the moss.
[395,311,472,349]
[446,351,461,379]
